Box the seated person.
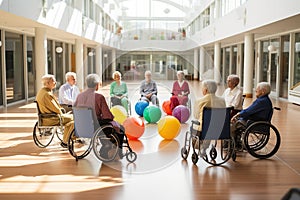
[223,74,243,117]
[110,71,129,111]
[193,80,226,155]
[231,82,273,147]
[58,72,80,112]
[140,71,159,106]
[231,82,273,124]
[36,74,74,148]
[74,74,124,149]
[170,70,190,110]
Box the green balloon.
[143,106,162,123]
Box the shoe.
[75,138,85,144]
[60,142,68,148]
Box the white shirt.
[223,86,243,110]
[58,83,80,105]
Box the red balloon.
[162,100,172,115]
[123,116,145,140]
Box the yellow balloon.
[110,105,128,124]
[158,116,181,140]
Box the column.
[199,46,205,81]
[243,33,254,98]
[236,44,243,79]
[95,45,103,85]
[112,49,116,73]
[75,39,84,91]
[229,46,233,75]
[256,40,262,85]
[214,42,221,84]
[193,48,199,80]
[35,27,47,92]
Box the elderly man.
[74,74,124,148]
[140,70,159,106]
[36,74,74,148]
[58,72,80,111]
[193,80,225,155]
[223,74,243,110]
[232,82,273,123]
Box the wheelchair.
[181,107,236,166]
[233,107,281,159]
[68,107,137,163]
[32,101,64,148]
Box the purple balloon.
[172,105,190,123]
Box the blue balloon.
[135,101,149,116]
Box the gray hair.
[257,82,271,95]
[86,74,100,88]
[202,80,217,94]
[112,71,122,79]
[177,70,184,76]
[145,70,152,76]
[65,72,76,81]
[228,74,240,86]
[42,74,55,87]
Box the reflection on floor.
[0,80,300,200]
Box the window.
[27,37,35,98]
[0,31,2,105]
[5,32,25,103]
[294,33,300,86]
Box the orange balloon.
[123,116,145,140]
[162,100,172,115]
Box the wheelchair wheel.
[181,131,192,160]
[202,139,235,166]
[243,121,281,159]
[55,126,64,142]
[92,125,119,162]
[191,153,199,164]
[68,129,92,160]
[126,151,137,163]
[33,122,54,148]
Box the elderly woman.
[223,74,243,110]
[170,71,190,110]
[36,74,74,148]
[110,71,129,111]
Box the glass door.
[269,52,278,96]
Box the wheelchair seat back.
[72,107,95,138]
[201,107,232,140]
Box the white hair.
[202,80,217,94]
[112,71,122,79]
[145,70,152,76]
[86,74,100,88]
[227,74,240,86]
[42,74,55,87]
[257,82,271,95]
[177,70,184,76]
[65,72,76,81]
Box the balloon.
[143,105,162,123]
[162,100,172,115]
[172,105,190,123]
[123,116,145,140]
[110,105,127,124]
[135,101,149,116]
[158,116,181,140]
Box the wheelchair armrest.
[274,107,281,111]
[39,113,61,118]
[191,120,200,126]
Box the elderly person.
[170,70,190,110]
[140,71,159,106]
[110,71,129,111]
[74,74,124,149]
[58,72,80,112]
[231,82,273,123]
[193,80,225,155]
[36,74,74,148]
[223,74,243,117]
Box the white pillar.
[199,46,205,81]
[112,49,116,73]
[193,48,199,80]
[35,27,47,92]
[243,33,254,98]
[95,45,103,85]
[237,44,243,80]
[75,39,84,90]
[214,42,221,84]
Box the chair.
[32,101,64,148]
[68,107,137,163]
[181,107,236,166]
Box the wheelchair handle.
[191,120,200,126]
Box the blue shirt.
[58,83,80,105]
[239,95,273,122]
